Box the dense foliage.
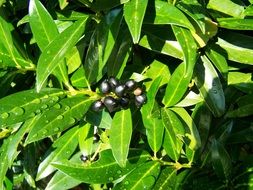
[0,0,253,189]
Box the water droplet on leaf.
[12,107,24,116]
[69,117,75,124]
[53,103,61,109]
[33,98,41,104]
[35,109,41,114]
[41,104,48,109]
[1,112,9,119]
[117,170,122,174]
[42,129,48,134]
[54,127,60,132]
[64,106,70,111]
[52,96,59,102]
[109,177,113,181]
[57,115,64,120]
[45,120,49,124]
[124,181,129,185]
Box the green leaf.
[194,55,225,117]
[0,16,34,69]
[70,66,89,88]
[216,32,253,65]
[45,153,82,190]
[124,0,148,43]
[0,89,65,127]
[228,126,253,144]
[228,72,253,94]
[171,107,201,151]
[36,18,89,92]
[90,0,129,11]
[162,63,192,107]
[153,167,177,190]
[175,91,203,107]
[205,45,228,80]
[172,25,197,77]
[25,95,93,143]
[144,1,194,31]
[52,149,150,184]
[106,24,132,78]
[0,138,10,190]
[226,103,253,118]
[139,26,183,60]
[207,0,244,18]
[85,109,112,129]
[58,0,69,10]
[36,126,79,180]
[114,161,160,190]
[78,123,94,156]
[29,0,70,88]
[84,9,122,84]
[110,109,132,167]
[162,108,184,161]
[217,18,253,30]
[211,139,232,180]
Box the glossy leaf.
[172,25,197,77]
[211,139,232,180]
[207,0,244,18]
[29,0,70,89]
[85,109,112,129]
[0,16,34,69]
[36,126,79,180]
[218,18,253,30]
[175,91,203,107]
[171,107,201,151]
[162,63,192,107]
[162,108,184,161]
[45,153,82,190]
[0,89,65,127]
[110,109,132,167]
[153,167,177,190]
[114,161,161,190]
[70,66,89,88]
[228,72,253,94]
[78,123,94,156]
[84,9,122,84]
[216,32,253,65]
[194,55,225,117]
[0,138,10,190]
[144,1,194,31]
[91,0,129,11]
[59,0,69,10]
[124,0,148,43]
[36,18,89,92]
[52,149,150,184]
[25,95,93,143]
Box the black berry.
[108,77,119,89]
[103,96,118,112]
[91,100,104,112]
[115,84,126,97]
[93,134,100,142]
[100,80,111,94]
[119,96,130,108]
[135,94,147,108]
[80,155,89,162]
[125,79,136,91]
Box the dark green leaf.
[194,55,225,117]
[52,149,150,184]
[153,167,177,190]
[78,123,94,156]
[91,0,129,11]
[84,9,122,84]
[114,161,161,190]
[124,0,148,43]
[110,109,132,167]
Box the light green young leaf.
[124,0,148,43]
[114,161,161,190]
[59,0,69,10]
[52,149,150,184]
[0,138,10,190]
[84,9,122,84]
[25,95,93,143]
[110,109,132,167]
[217,18,253,30]
[36,126,79,180]
[70,66,89,88]
[228,72,253,94]
[78,123,94,156]
[194,55,225,117]
[0,89,65,127]
[36,18,88,92]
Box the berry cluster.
[92,77,147,112]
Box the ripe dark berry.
[103,96,118,112]
[119,97,130,108]
[80,155,89,162]
[108,77,119,89]
[115,84,126,97]
[133,87,143,96]
[91,100,104,112]
[100,80,111,94]
[125,79,136,91]
[135,94,147,108]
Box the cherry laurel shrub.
[0,0,253,189]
